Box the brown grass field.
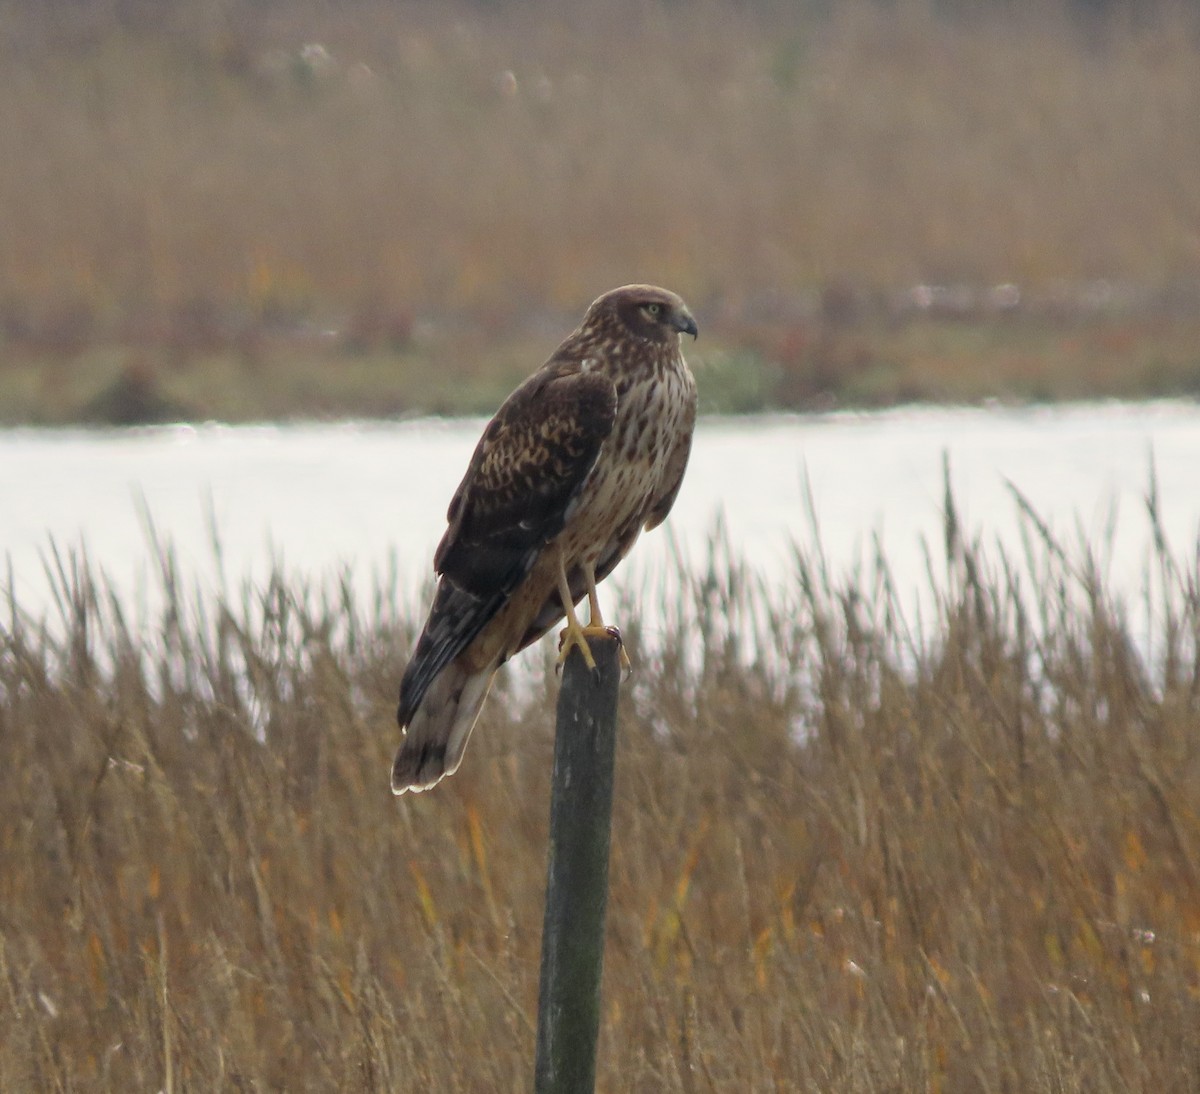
[4,2,1200,1087]
[4,488,1200,1090]
[1,0,1200,421]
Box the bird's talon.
[557,624,599,672]
[554,622,635,679]
[596,624,634,677]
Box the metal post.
[534,633,622,1094]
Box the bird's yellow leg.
[556,558,599,672]
[583,562,605,627]
[582,562,633,677]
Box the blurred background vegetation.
[6,508,1200,1089]
[1,0,1199,421]
[7,6,1200,1087]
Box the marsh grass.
[7,0,1198,313]
[4,485,1200,1090]
[3,0,1200,422]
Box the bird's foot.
[613,629,633,679]
[556,622,630,675]
[556,618,601,673]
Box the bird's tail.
[392,660,498,794]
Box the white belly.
[558,366,691,565]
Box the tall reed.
[4,487,1200,1089]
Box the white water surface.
[4,402,1199,641]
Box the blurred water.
[4,402,1200,642]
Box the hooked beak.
[671,310,699,340]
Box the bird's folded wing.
[433,364,618,598]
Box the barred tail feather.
[392,661,497,794]
[398,577,504,727]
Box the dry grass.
[9,0,1198,313]
[4,486,1200,1090]
[2,0,1200,422]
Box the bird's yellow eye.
[645,303,662,316]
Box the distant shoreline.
[4,306,1199,426]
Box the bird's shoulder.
[433,345,618,577]
[468,348,617,489]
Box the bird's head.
[589,285,699,345]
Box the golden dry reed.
[0,0,1198,329]
[4,0,1200,423]
[3,484,1200,1090]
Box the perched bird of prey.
[392,285,698,794]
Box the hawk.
[392,285,699,794]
